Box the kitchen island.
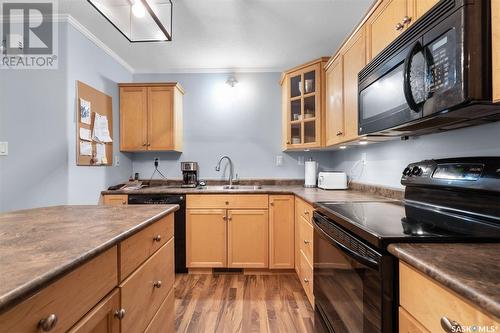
[0,204,178,333]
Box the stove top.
[315,200,500,249]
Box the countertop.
[388,243,500,319]
[0,204,178,314]
[101,185,400,205]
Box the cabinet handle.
[270,202,274,206]
[153,234,162,242]
[304,210,309,215]
[225,201,229,205]
[440,317,461,333]
[304,239,310,244]
[38,314,58,332]
[142,143,147,147]
[395,22,404,31]
[304,278,309,283]
[122,201,126,205]
[153,280,162,288]
[336,131,343,136]
[402,15,412,25]
[222,216,227,221]
[114,309,126,320]
[228,216,232,221]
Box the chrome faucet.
[215,155,235,187]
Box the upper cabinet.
[367,0,439,60]
[119,83,184,152]
[281,58,329,151]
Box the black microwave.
[358,0,500,137]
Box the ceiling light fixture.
[226,76,238,88]
[87,0,173,42]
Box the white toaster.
[318,171,348,190]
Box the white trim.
[134,67,284,74]
[57,14,134,73]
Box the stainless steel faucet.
[215,155,234,187]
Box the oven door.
[313,213,390,333]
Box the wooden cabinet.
[493,0,500,103]
[399,262,500,333]
[119,83,184,152]
[144,288,175,333]
[325,57,344,146]
[186,209,227,268]
[410,0,439,22]
[68,289,120,333]
[187,194,268,209]
[367,0,409,60]
[399,307,429,333]
[227,209,269,268]
[281,58,329,150]
[103,194,128,206]
[269,195,295,269]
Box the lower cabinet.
[68,289,121,333]
[186,209,227,268]
[144,288,175,333]
[269,195,295,269]
[227,209,269,268]
[102,195,128,206]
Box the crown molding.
[57,14,135,73]
[133,67,283,75]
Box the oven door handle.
[313,218,380,271]
[403,40,423,112]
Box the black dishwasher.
[128,194,187,273]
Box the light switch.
[0,142,8,156]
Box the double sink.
[199,185,263,190]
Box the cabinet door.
[492,0,500,102]
[148,86,174,151]
[368,0,408,60]
[68,289,120,333]
[269,195,295,269]
[227,209,268,268]
[399,307,429,333]
[411,0,439,24]
[186,209,227,268]
[120,86,147,151]
[325,57,344,146]
[342,27,366,142]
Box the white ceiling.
[60,0,373,73]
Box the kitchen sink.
[198,185,263,190]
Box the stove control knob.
[402,167,412,176]
[411,166,423,176]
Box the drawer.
[0,247,117,333]
[68,289,120,333]
[187,194,269,209]
[399,307,429,333]
[295,197,313,223]
[298,215,313,265]
[103,194,128,206]
[400,262,500,333]
[120,239,174,333]
[299,250,314,306]
[119,214,174,280]
[144,287,175,333]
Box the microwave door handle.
[403,40,423,112]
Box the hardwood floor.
[174,273,316,333]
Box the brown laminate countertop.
[0,204,178,314]
[101,185,401,204]
[388,243,500,319]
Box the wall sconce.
[87,0,173,42]
[226,76,238,88]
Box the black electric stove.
[313,157,500,333]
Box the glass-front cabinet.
[281,58,329,150]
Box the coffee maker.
[181,162,198,188]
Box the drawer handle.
[153,235,162,242]
[114,308,126,320]
[304,210,309,215]
[395,22,404,31]
[228,216,232,221]
[38,314,58,332]
[402,15,412,25]
[440,317,461,333]
[304,278,310,283]
[153,280,163,289]
[336,131,343,136]
[304,239,310,244]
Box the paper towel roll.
[304,160,317,188]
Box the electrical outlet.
[361,152,367,165]
[114,155,120,167]
[154,157,159,167]
[276,155,284,166]
[0,142,8,156]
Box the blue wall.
[132,73,336,181]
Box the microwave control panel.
[427,30,456,94]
